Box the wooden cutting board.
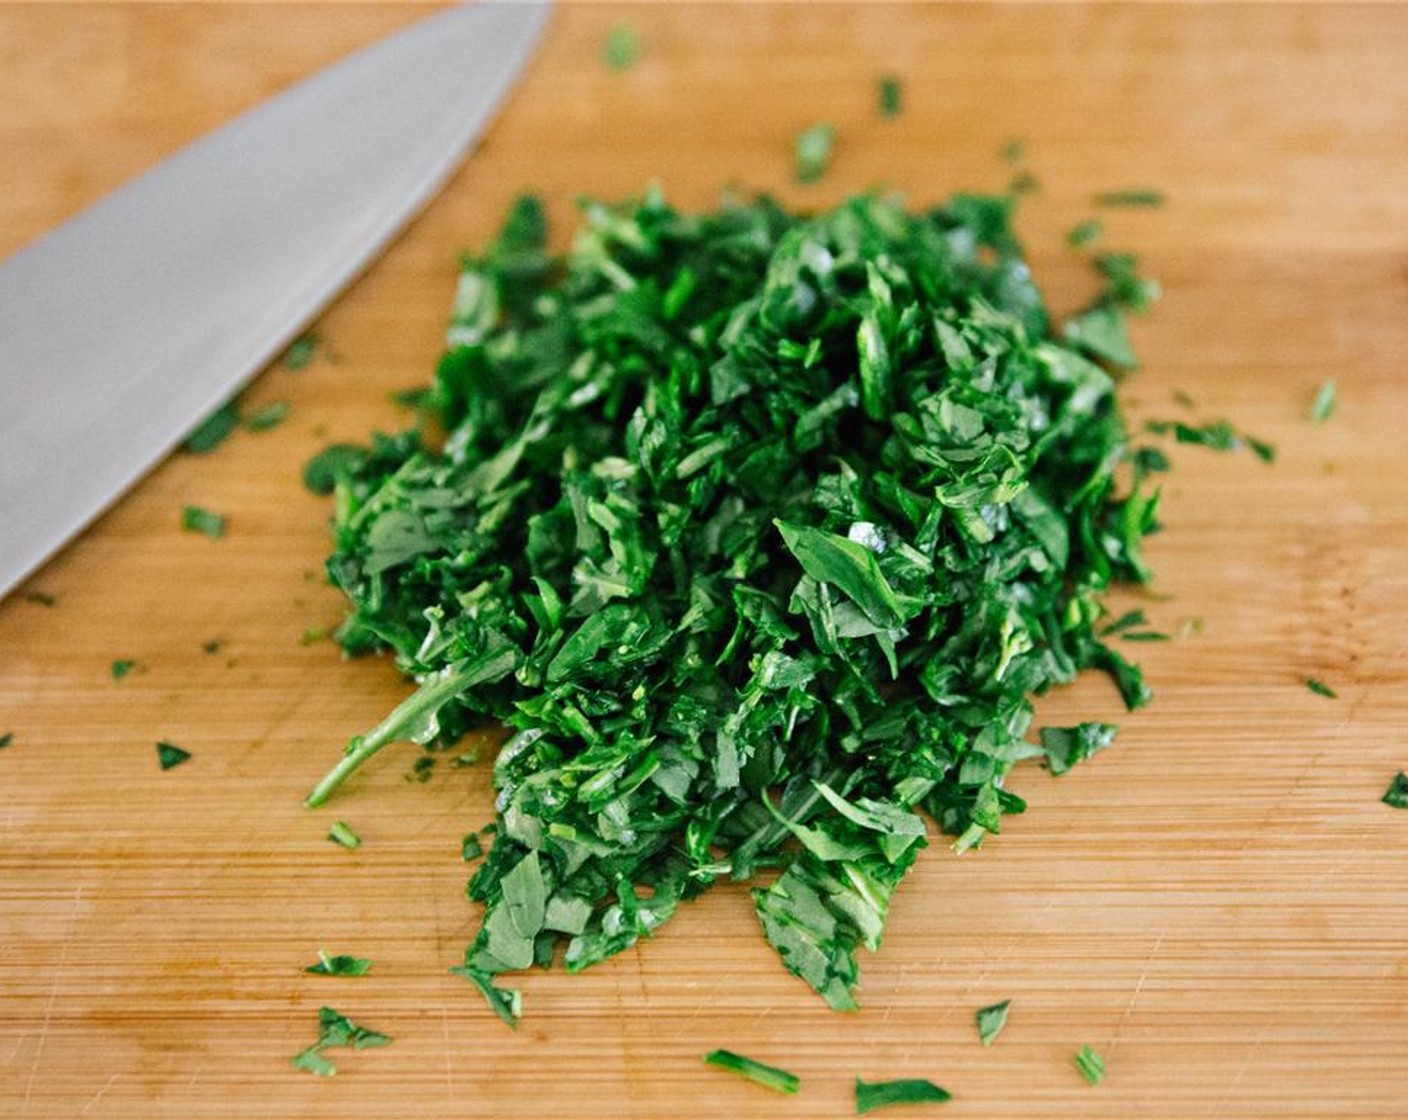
[3,5,1406,1117]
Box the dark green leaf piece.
[24,591,57,606]
[878,76,903,118]
[0,732,12,750]
[156,741,191,771]
[975,998,1011,1045]
[243,400,290,432]
[1382,772,1408,809]
[856,1077,951,1114]
[704,1050,800,1095]
[1305,678,1338,699]
[1093,190,1164,207]
[290,1006,391,1076]
[284,334,319,370]
[328,821,361,850]
[185,401,239,453]
[1041,723,1117,776]
[111,659,137,681]
[181,506,226,539]
[1067,220,1102,248]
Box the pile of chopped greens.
[304,186,1164,1020]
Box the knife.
[0,2,551,601]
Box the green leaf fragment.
[305,951,373,976]
[328,821,361,850]
[1066,219,1103,248]
[795,123,836,183]
[290,1006,391,1076]
[1309,379,1337,423]
[1094,189,1165,207]
[1075,1044,1105,1086]
[243,400,290,432]
[1305,677,1338,699]
[1382,772,1408,809]
[0,732,12,750]
[185,401,240,453]
[111,659,137,681]
[283,333,319,370]
[1041,723,1118,776]
[155,741,191,771]
[878,75,903,118]
[975,998,1011,1045]
[602,25,640,71]
[181,506,226,539]
[704,1050,800,1095]
[855,1077,952,1113]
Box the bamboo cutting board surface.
[2,4,1407,1117]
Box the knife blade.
[0,1,551,600]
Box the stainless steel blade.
[0,2,551,599]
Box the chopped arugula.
[1066,219,1103,248]
[1309,379,1337,423]
[328,821,361,850]
[461,833,484,861]
[1100,609,1147,636]
[1041,723,1117,776]
[185,401,240,453]
[306,950,373,977]
[304,190,1170,1017]
[1383,772,1408,809]
[1094,189,1164,207]
[1305,678,1338,699]
[23,591,56,606]
[111,659,137,681]
[449,961,523,1027]
[303,444,368,496]
[795,123,836,183]
[878,75,903,118]
[975,998,1011,1045]
[290,1006,391,1076]
[156,741,191,771]
[243,400,290,432]
[1146,419,1274,463]
[602,25,640,72]
[181,505,227,539]
[1074,1044,1105,1086]
[283,333,319,370]
[201,639,222,654]
[1094,252,1160,313]
[0,732,12,750]
[855,1077,951,1113]
[1000,137,1027,164]
[704,1050,799,1095]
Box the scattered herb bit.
[1074,1044,1105,1086]
[328,821,361,850]
[1146,419,1274,463]
[449,962,522,1027]
[1094,252,1160,313]
[1065,304,1136,369]
[111,659,137,681]
[284,333,319,370]
[201,639,223,654]
[409,755,436,783]
[303,444,368,496]
[243,400,290,432]
[181,505,227,539]
[878,75,903,118]
[856,1077,951,1114]
[185,401,240,454]
[602,24,640,71]
[1066,219,1103,248]
[1094,189,1165,208]
[461,833,484,861]
[300,627,328,647]
[1122,630,1170,642]
[1177,616,1205,638]
[290,1006,391,1077]
[0,732,12,750]
[794,123,837,183]
[704,1050,799,1095]
[1100,609,1147,636]
[976,999,1012,1046]
[1041,723,1118,776]
[1382,772,1408,809]
[1172,389,1196,409]
[999,137,1027,164]
[1010,170,1039,196]
[1309,379,1337,424]
[304,190,1171,1018]
[306,950,373,977]
[155,741,191,771]
[23,591,56,607]
[391,387,432,409]
[1305,678,1338,699]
